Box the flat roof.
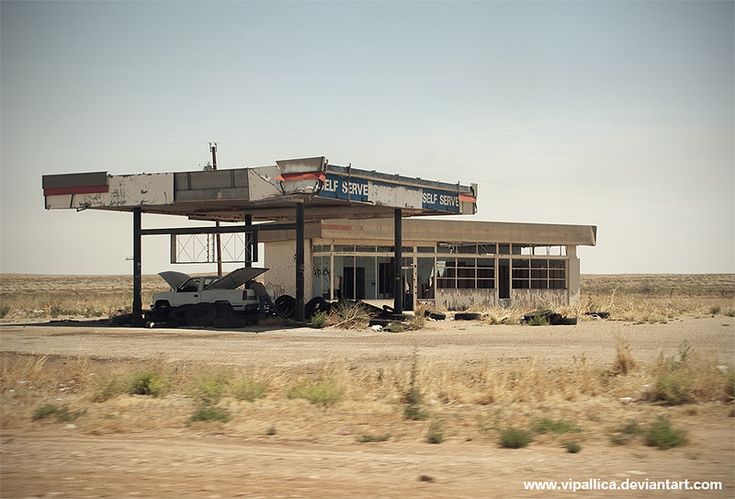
[42,157,477,221]
[259,218,597,246]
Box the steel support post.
[245,214,253,268]
[295,203,305,322]
[393,208,403,314]
[132,207,143,323]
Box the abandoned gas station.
[42,156,597,322]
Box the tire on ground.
[305,297,330,319]
[423,310,446,320]
[184,303,217,327]
[214,302,233,319]
[274,295,296,318]
[454,312,482,321]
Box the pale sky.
[1,0,733,275]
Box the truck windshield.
[202,277,219,289]
[179,278,200,292]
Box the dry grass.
[1,274,732,324]
[2,332,732,443]
[0,274,162,320]
[579,274,735,323]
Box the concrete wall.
[511,289,569,308]
[319,219,596,246]
[435,289,497,310]
[263,240,312,300]
[567,246,581,304]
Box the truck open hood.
[206,267,269,290]
[158,271,191,290]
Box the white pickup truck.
[152,267,268,326]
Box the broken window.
[511,258,566,290]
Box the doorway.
[499,258,510,300]
[343,266,366,300]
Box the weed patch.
[287,379,342,407]
[425,420,445,444]
[189,405,230,423]
[229,377,267,402]
[358,433,391,443]
[191,372,230,405]
[403,352,428,420]
[499,427,533,448]
[528,315,549,326]
[387,322,405,333]
[563,440,582,453]
[609,420,641,445]
[128,371,165,397]
[644,415,687,449]
[32,403,85,422]
[310,311,328,329]
[532,418,581,435]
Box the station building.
[261,218,596,310]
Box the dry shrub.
[483,307,523,325]
[648,342,733,404]
[407,313,426,330]
[325,301,374,329]
[609,337,636,376]
[0,354,49,392]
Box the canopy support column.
[132,207,142,323]
[393,208,403,314]
[295,203,305,322]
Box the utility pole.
[210,142,223,276]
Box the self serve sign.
[319,173,460,213]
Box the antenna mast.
[209,142,223,276]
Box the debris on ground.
[584,311,610,319]
[521,310,578,326]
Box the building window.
[512,258,566,290]
[478,243,496,255]
[436,257,495,289]
[417,257,435,299]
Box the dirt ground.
[1,317,733,498]
[1,316,733,366]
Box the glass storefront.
[312,242,567,306]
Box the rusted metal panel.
[175,188,249,202]
[45,173,173,209]
[368,181,422,209]
[247,166,283,200]
[276,156,327,173]
[42,171,107,190]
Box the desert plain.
[0,274,733,498]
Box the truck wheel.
[214,302,233,319]
[169,306,189,324]
[153,301,171,320]
[185,303,217,327]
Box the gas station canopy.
[42,156,477,221]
